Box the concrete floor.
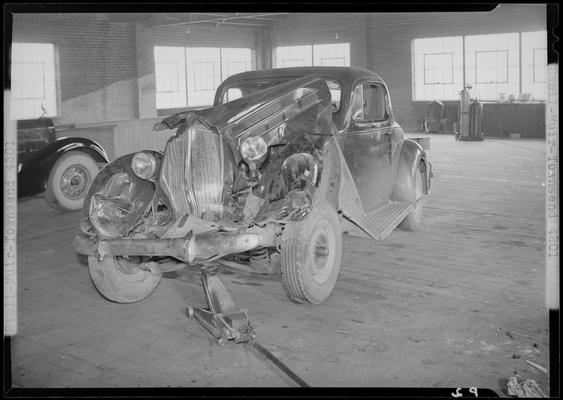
[11,134,549,394]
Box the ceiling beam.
[213,21,269,27]
[151,13,288,28]
[247,16,280,21]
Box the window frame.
[423,52,454,85]
[474,50,509,84]
[350,80,391,126]
[533,48,547,83]
[521,30,547,100]
[313,43,351,67]
[154,46,187,110]
[412,31,547,102]
[274,43,351,68]
[412,36,464,101]
[11,42,59,120]
[154,45,253,111]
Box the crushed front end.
[74,74,336,267]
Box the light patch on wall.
[60,78,137,124]
[138,73,157,118]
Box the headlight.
[131,152,157,180]
[240,136,268,163]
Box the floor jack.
[186,267,309,388]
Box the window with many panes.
[186,47,221,107]
[521,31,547,100]
[154,47,187,110]
[154,46,252,109]
[465,33,519,101]
[412,36,464,101]
[11,42,58,120]
[276,45,312,67]
[275,43,350,68]
[412,31,547,101]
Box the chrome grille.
[160,125,224,220]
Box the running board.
[342,202,413,240]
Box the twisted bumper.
[74,226,276,262]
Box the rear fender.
[391,139,430,203]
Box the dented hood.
[154,74,334,140]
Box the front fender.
[80,152,161,238]
[391,138,431,203]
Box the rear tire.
[399,164,424,231]
[280,203,342,304]
[88,256,162,303]
[45,151,100,211]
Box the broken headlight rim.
[131,152,157,180]
[240,136,268,164]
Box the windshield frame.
[215,76,344,113]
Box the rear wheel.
[399,164,424,231]
[280,203,342,304]
[45,151,100,211]
[88,256,162,303]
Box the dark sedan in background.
[17,118,109,211]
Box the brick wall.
[271,13,368,69]
[12,13,138,124]
[365,5,547,131]
[135,22,259,117]
[273,5,547,131]
[12,13,262,123]
[12,7,547,132]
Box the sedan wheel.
[88,256,163,303]
[45,151,100,211]
[280,202,342,304]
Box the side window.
[325,79,342,112]
[351,82,389,123]
[223,87,243,103]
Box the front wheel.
[45,151,100,211]
[88,256,163,303]
[280,203,342,304]
[399,163,424,231]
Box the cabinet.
[481,103,545,138]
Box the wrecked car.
[74,66,432,305]
[17,117,109,211]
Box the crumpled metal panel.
[333,140,378,240]
[160,124,224,220]
[156,75,335,226]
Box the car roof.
[220,66,384,87]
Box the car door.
[336,80,397,212]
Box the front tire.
[88,256,163,303]
[45,151,100,211]
[280,203,342,304]
[399,163,424,231]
